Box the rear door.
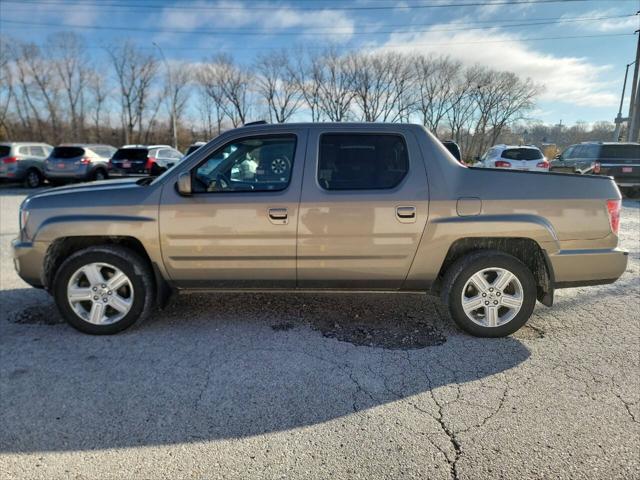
[574,144,600,173]
[297,128,428,289]
[159,129,306,288]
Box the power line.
[0,0,625,12]
[8,32,625,52]
[0,14,632,37]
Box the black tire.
[23,168,42,188]
[442,250,537,338]
[92,168,108,181]
[52,245,155,335]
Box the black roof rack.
[244,120,268,126]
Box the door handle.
[396,206,416,223]
[268,208,288,224]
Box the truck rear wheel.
[52,245,155,334]
[442,251,537,337]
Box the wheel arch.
[434,237,554,306]
[43,236,173,307]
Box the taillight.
[79,157,91,165]
[3,156,17,164]
[495,160,511,168]
[592,162,601,174]
[536,160,549,169]
[145,157,156,171]
[606,199,621,235]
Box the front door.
[297,129,429,290]
[159,131,306,288]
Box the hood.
[22,177,158,213]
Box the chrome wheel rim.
[271,157,288,175]
[67,262,134,325]
[461,267,524,327]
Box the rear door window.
[500,148,543,161]
[318,134,409,190]
[600,144,640,160]
[113,148,149,160]
[51,146,85,158]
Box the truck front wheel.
[52,245,155,334]
[442,251,537,337]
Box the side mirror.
[176,171,192,196]
[474,155,480,161]
[555,154,562,161]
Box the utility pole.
[613,62,633,141]
[152,42,178,150]
[627,27,640,142]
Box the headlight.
[19,203,30,234]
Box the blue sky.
[0,0,638,125]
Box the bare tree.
[0,35,15,137]
[49,32,89,139]
[255,50,301,123]
[290,49,324,122]
[195,58,229,134]
[13,41,62,143]
[316,49,355,122]
[415,56,462,133]
[86,69,109,142]
[107,41,158,144]
[159,60,192,147]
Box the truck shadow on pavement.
[1,288,530,453]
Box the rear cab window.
[600,144,640,160]
[500,148,543,161]
[318,134,409,190]
[51,146,85,158]
[113,148,149,160]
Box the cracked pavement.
[0,188,638,479]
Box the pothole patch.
[10,305,64,325]
[313,318,446,350]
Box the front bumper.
[549,248,629,288]
[12,239,47,288]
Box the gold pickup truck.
[13,123,628,337]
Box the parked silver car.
[44,144,117,185]
[0,142,53,188]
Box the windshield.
[501,148,543,160]
[51,146,85,158]
[112,148,148,160]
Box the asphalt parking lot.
[0,186,638,480]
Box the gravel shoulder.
[0,188,638,480]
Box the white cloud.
[560,9,639,32]
[158,1,354,40]
[377,27,618,108]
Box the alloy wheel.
[460,267,524,327]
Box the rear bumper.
[12,239,47,288]
[44,165,91,180]
[549,248,628,288]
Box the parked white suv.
[479,145,549,172]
